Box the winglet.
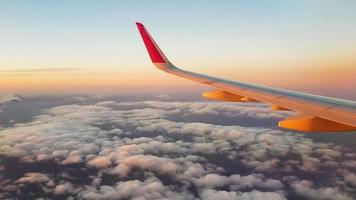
[136,22,170,64]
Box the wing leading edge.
[136,22,356,132]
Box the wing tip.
[136,22,170,64]
[136,22,144,28]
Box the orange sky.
[0,59,354,99]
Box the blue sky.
[1,0,355,67]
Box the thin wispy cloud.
[0,68,128,77]
[0,67,83,73]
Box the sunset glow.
[0,0,355,99]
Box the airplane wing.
[136,22,356,132]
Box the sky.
[0,0,356,99]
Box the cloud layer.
[0,99,355,199]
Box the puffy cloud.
[200,189,287,200]
[14,172,56,195]
[194,173,283,191]
[299,156,321,172]
[53,182,75,195]
[200,189,239,200]
[87,156,112,168]
[343,160,356,168]
[111,155,177,177]
[195,174,228,188]
[61,154,83,164]
[16,173,51,184]
[78,178,194,200]
[181,163,206,178]
[290,180,352,200]
[238,190,287,200]
[342,170,356,187]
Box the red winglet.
[136,22,168,63]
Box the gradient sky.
[0,0,355,98]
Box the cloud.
[194,173,283,191]
[200,189,287,200]
[0,68,82,73]
[237,190,287,200]
[78,178,194,200]
[53,182,75,195]
[290,180,352,200]
[200,189,239,200]
[0,99,355,199]
[154,94,171,100]
[0,94,24,105]
[61,154,82,164]
[16,173,52,184]
[0,68,85,78]
[87,156,112,169]
[109,154,178,177]
[0,94,24,114]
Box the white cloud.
[200,189,287,200]
[194,173,283,191]
[78,178,194,200]
[200,189,239,200]
[290,180,352,200]
[110,155,177,177]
